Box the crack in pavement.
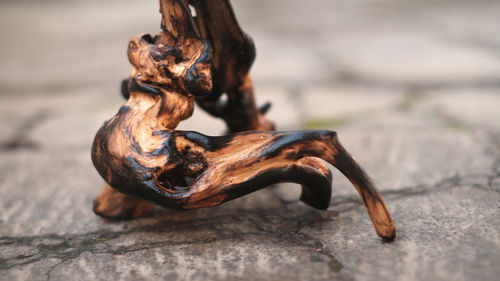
[0,110,50,151]
[0,209,329,270]
[315,54,500,91]
[42,233,255,281]
[1,203,347,279]
[273,169,500,215]
[330,171,500,214]
[1,169,499,277]
[244,209,346,276]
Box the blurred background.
[1,0,499,140]
[1,0,500,280]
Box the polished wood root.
[91,0,396,240]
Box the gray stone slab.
[300,85,402,121]
[415,89,500,130]
[1,0,500,280]
[2,116,499,281]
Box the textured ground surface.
[1,0,500,280]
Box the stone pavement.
[1,0,499,280]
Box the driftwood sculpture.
[91,0,396,240]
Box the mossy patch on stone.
[303,117,350,130]
[397,90,425,111]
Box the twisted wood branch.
[91,0,395,240]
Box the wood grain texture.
[91,0,395,240]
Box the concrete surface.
[1,0,499,280]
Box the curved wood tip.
[353,184,396,241]
[329,138,396,240]
[381,229,396,241]
[368,198,396,240]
